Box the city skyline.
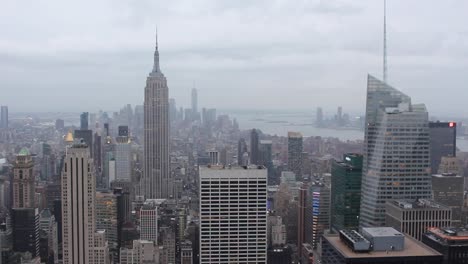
[1,1,468,117]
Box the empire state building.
[143,32,172,198]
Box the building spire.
[152,26,161,73]
[383,0,388,84]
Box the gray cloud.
[0,0,468,117]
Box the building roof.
[425,227,468,242]
[287,131,302,138]
[65,130,74,142]
[389,199,449,210]
[362,227,403,238]
[18,147,30,156]
[324,234,441,259]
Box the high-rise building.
[74,129,93,156]
[139,199,159,243]
[55,119,65,131]
[432,173,464,225]
[208,150,219,165]
[143,31,172,199]
[331,154,363,231]
[250,129,260,165]
[61,141,109,264]
[429,121,456,174]
[191,87,198,114]
[297,184,307,256]
[316,107,323,127]
[305,179,330,249]
[180,240,193,264]
[115,126,131,181]
[321,227,442,264]
[385,199,452,241]
[360,75,432,227]
[39,209,58,263]
[422,227,468,264]
[80,112,89,130]
[13,148,35,208]
[199,165,268,263]
[288,132,303,180]
[11,208,40,257]
[95,192,118,250]
[120,240,158,264]
[0,105,8,129]
[237,138,248,166]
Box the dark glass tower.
[331,153,363,231]
[250,129,260,165]
[429,121,456,174]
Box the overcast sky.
[1,0,468,117]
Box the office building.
[140,199,160,243]
[143,32,172,199]
[55,119,64,131]
[12,208,40,257]
[429,121,456,174]
[0,105,8,128]
[237,138,248,166]
[316,107,323,127]
[385,199,452,241]
[199,165,268,263]
[181,240,193,264]
[74,129,93,156]
[80,112,89,130]
[288,132,303,179]
[360,75,432,227]
[120,240,159,264]
[206,150,217,165]
[39,209,58,264]
[96,192,118,250]
[250,129,260,165]
[321,227,442,264]
[191,87,198,114]
[438,156,461,174]
[331,154,363,231]
[13,148,35,208]
[422,227,468,264]
[432,173,464,225]
[115,126,131,180]
[305,179,330,249]
[62,141,109,264]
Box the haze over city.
[2,0,468,116]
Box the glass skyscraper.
[359,75,432,227]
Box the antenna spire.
[152,26,161,73]
[383,0,388,83]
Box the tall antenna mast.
[383,0,388,83]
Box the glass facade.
[331,154,363,231]
[360,75,432,227]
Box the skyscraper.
[115,126,131,181]
[140,200,159,243]
[237,138,248,166]
[199,165,268,263]
[62,141,109,264]
[288,132,303,180]
[0,105,8,129]
[429,121,456,174]
[191,87,198,114]
[143,31,172,199]
[80,112,89,130]
[12,148,35,208]
[250,129,260,165]
[316,107,323,127]
[331,154,363,231]
[360,75,432,227]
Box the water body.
[223,109,468,151]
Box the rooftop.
[432,173,462,178]
[325,233,441,259]
[425,227,468,242]
[288,131,302,138]
[201,164,266,170]
[390,199,449,210]
[362,227,404,238]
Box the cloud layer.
[1,0,467,117]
